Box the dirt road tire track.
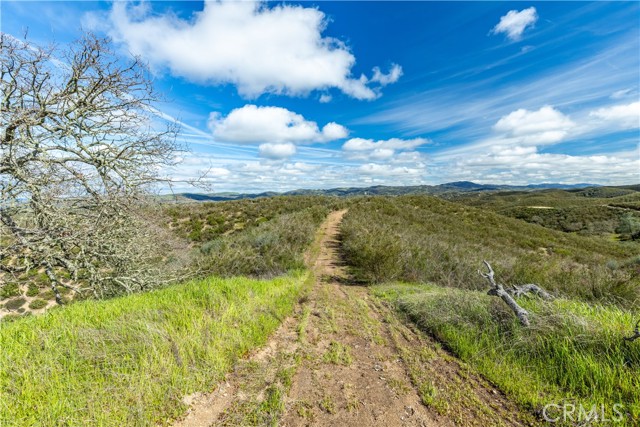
[174,210,537,427]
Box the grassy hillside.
[198,205,330,277]
[1,197,335,319]
[0,273,310,426]
[164,195,341,243]
[374,283,640,425]
[340,195,639,424]
[450,187,640,237]
[340,196,639,307]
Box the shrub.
[0,283,21,299]
[200,205,330,277]
[28,299,48,310]
[341,196,639,307]
[4,297,26,311]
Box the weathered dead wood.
[479,261,530,327]
[624,320,640,342]
[508,284,554,300]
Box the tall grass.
[199,205,330,277]
[340,196,639,307]
[165,195,342,243]
[0,273,308,426]
[374,283,640,425]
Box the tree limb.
[480,261,530,327]
[624,320,640,342]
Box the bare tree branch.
[624,320,640,342]
[479,261,531,327]
[508,284,554,300]
[1,32,192,301]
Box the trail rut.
[173,210,537,427]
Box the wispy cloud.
[357,31,639,142]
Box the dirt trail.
[174,210,536,427]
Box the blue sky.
[3,1,639,192]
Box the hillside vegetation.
[374,283,640,425]
[341,195,639,306]
[339,195,639,424]
[167,196,341,277]
[451,187,640,238]
[1,197,336,318]
[0,273,310,426]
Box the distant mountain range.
[160,181,616,202]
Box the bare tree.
[1,32,187,301]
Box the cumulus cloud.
[342,138,429,162]
[343,137,428,152]
[444,149,639,186]
[492,106,575,145]
[358,163,423,177]
[433,103,638,185]
[370,64,403,86]
[342,137,429,162]
[589,102,640,130]
[103,1,401,99]
[209,105,348,145]
[492,7,538,41]
[208,105,348,159]
[258,142,297,160]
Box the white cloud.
[432,103,638,185]
[610,88,634,100]
[258,143,297,160]
[209,105,348,146]
[319,94,332,103]
[589,102,640,130]
[104,1,401,100]
[492,7,538,41]
[492,106,575,146]
[342,137,428,152]
[358,164,423,177]
[370,64,403,86]
[342,137,429,162]
[341,137,429,164]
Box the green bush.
[4,297,26,310]
[26,284,40,297]
[165,195,343,244]
[0,283,21,299]
[200,206,329,277]
[341,196,639,307]
[28,299,48,310]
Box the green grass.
[374,283,640,426]
[0,272,308,426]
[450,188,640,237]
[323,341,353,366]
[199,205,331,278]
[340,196,639,307]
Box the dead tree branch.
[479,261,531,327]
[624,320,640,342]
[508,284,554,300]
